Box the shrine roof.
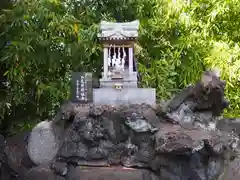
[98,20,139,40]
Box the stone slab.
[93,88,156,105]
[71,72,93,103]
[67,166,159,180]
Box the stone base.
[111,70,124,79]
[100,79,138,88]
[68,166,159,180]
[93,88,156,105]
[100,72,138,88]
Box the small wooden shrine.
[93,20,156,105]
[98,20,139,88]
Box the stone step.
[67,166,160,180]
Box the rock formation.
[217,118,240,135]
[163,70,229,130]
[0,70,239,180]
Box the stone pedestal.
[68,166,159,180]
[100,71,138,88]
[111,70,123,79]
[93,88,156,106]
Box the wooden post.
[128,47,133,74]
[103,47,108,79]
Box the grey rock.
[51,162,68,176]
[142,108,160,127]
[164,70,229,130]
[55,101,78,122]
[123,107,158,133]
[27,120,62,165]
[58,141,78,158]
[206,157,224,180]
[218,156,240,180]
[88,146,108,160]
[26,164,65,180]
[65,165,78,180]
[125,118,154,132]
[216,118,240,136]
[89,105,104,116]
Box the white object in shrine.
[121,46,126,71]
[115,47,122,71]
[112,45,117,67]
[107,45,111,67]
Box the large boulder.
[0,70,239,180]
[27,120,63,165]
[27,101,80,165]
[50,91,238,179]
[56,104,238,180]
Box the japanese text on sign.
[71,72,93,103]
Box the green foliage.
[0,0,240,133]
[0,0,102,133]
[185,0,240,116]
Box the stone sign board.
[71,72,93,103]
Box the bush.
[0,0,239,133]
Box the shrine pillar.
[128,47,133,74]
[103,46,108,80]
